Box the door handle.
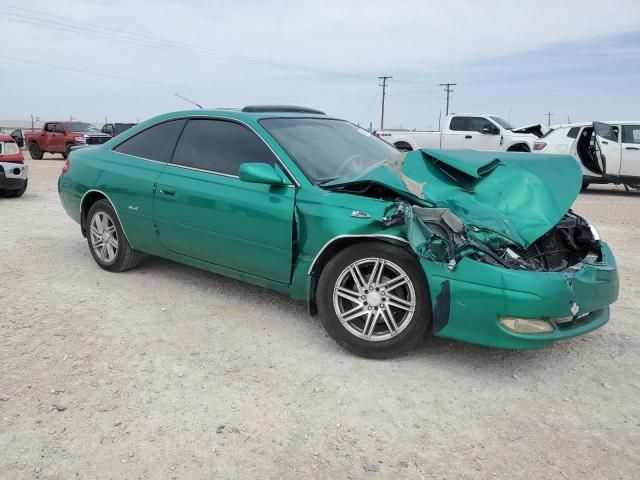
[465,135,472,139]
[158,186,176,197]
[602,140,608,144]
[625,146,640,150]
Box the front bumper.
[0,161,28,189]
[423,241,619,350]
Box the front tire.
[86,199,142,272]
[317,242,431,358]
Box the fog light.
[499,317,554,334]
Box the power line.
[378,76,392,130]
[0,5,366,80]
[439,83,457,116]
[0,54,378,106]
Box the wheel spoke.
[93,215,104,234]
[340,305,368,323]
[363,309,381,339]
[108,237,118,249]
[385,293,414,311]
[336,286,362,304]
[348,264,367,293]
[90,226,101,237]
[100,242,108,260]
[104,225,116,235]
[382,304,399,334]
[379,276,409,291]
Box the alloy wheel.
[332,258,416,342]
[89,211,119,263]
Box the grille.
[86,136,110,145]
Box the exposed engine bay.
[382,201,601,273]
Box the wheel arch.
[393,141,414,152]
[506,142,531,152]
[80,190,129,244]
[307,234,413,315]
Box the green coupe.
[58,106,619,358]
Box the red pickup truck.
[24,121,111,159]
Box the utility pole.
[439,83,457,116]
[378,76,392,129]
[545,112,553,126]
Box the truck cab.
[24,121,111,160]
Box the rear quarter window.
[113,119,186,162]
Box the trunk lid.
[323,149,582,248]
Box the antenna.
[174,93,203,109]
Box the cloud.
[0,0,639,126]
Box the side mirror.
[239,163,287,185]
[482,125,499,135]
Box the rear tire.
[29,142,43,160]
[317,242,431,358]
[581,181,590,191]
[86,199,142,272]
[62,143,73,159]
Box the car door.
[153,118,295,284]
[463,117,501,150]
[620,124,640,177]
[594,122,622,176]
[42,122,56,150]
[442,116,466,148]
[9,130,23,148]
[52,123,66,152]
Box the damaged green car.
[58,106,619,358]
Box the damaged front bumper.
[423,241,618,349]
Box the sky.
[1,0,639,129]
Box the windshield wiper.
[316,177,341,185]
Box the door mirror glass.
[239,163,286,185]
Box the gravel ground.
[1,153,639,479]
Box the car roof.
[151,108,336,122]
[551,121,640,129]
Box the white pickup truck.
[533,121,640,190]
[375,113,544,152]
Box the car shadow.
[581,187,640,197]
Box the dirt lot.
[1,153,639,480]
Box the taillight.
[533,142,546,150]
[61,158,70,175]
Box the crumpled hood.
[323,149,582,248]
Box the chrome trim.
[307,234,410,275]
[164,162,295,187]
[109,114,301,187]
[80,189,132,246]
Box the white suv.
[533,121,640,191]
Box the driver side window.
[171,119,276,176]
[467,117,495,133]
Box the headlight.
[74,136,86,143]
[499,317,554,334]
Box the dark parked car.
[101,123,136,137]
